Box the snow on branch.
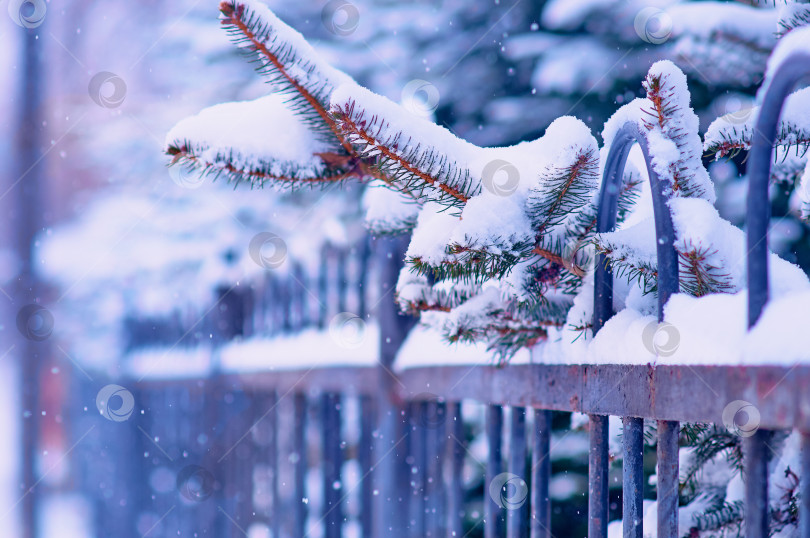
[778,4,810,37]
[330,84,483,209]
[704,87,810,159]
[604,61,715,204]
[219,0,354,152]
[166,94,345,187]
[363,181,421,236]
[403,116,599,286]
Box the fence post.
[374,235,414,538]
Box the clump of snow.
[166,94,332,179]
[362,181,421,235]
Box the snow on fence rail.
[70,51,810,538]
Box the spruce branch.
[778,5,810,38]
[528,148,599,235]
[219,0,353,154]
[705,88,810,160]
[678,242,734,297]
[332,99,476,209]
[642,68,710,200]
[167,142,349,188]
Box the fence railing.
[68,52,810,538]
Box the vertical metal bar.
[745,54,810,325]
[337,248,348,314]
[448,402,465,537]
[657,420,679,538]
[318,246,329,329]
[357,235,371,320]
[294,263,310,329]
[425,401,446,536]
[436,402,447,536]
[425,400,439,537]
[322,393,343,538]
[532,409,552,538]
[800,432,810,538]
[485,404,504,538]
[409,401,427,537]
[399,403,414,536]
[269,390,280,538]
[359,395,375,538]
[280,273,292,332]
[507,408,529,538]
[745,430,771,538]
[622,417,644,538]
[15,23,46,538]
[589,414,609,538]
[293,393,308,537]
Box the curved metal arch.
[592,121,680,333]
[747,53,810,328]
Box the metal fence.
[67,53,810,538]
